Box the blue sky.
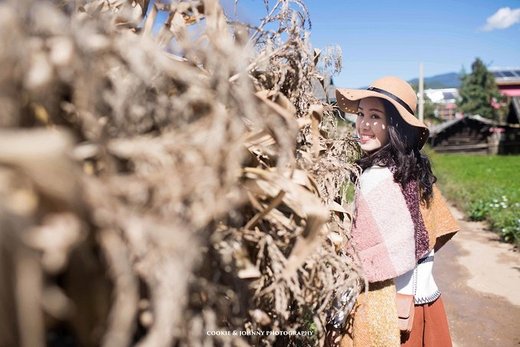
[152,0,520,88]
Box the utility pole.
[418,63,424,122]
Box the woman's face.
[355,97,390,153]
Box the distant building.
[491,68,520,97]
[429,113,520,155]
[312,75,336,103]
[491,67,520,131]
[429,115,494,153]
[423,88,460,120]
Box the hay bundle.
[0,0,361,346]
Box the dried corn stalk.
[0,0,361,346]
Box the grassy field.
[428,151,520,245]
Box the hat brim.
[335,88,429,149]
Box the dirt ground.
[434,205,520,347]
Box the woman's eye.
[357,112,363,117]
[370,114,380,119]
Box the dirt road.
[434,205,520,347]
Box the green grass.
[428,150,520,245]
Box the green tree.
[457,58,502,120]
[422,94,439,124]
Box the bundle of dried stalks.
[0,0,361,346]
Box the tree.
[457,58,502,120]
[422,94,440,124]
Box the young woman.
[332,77,459,347]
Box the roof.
[429,115,495,136]
[429,117,462,136]
[423,88,459,103]
[490,68,520,85]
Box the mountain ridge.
[408,72,461,89]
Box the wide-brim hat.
[335,76,429,149]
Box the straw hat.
[335,76,429,149]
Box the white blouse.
[395,249,441,304]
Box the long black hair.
[356,99,436,203]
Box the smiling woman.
[327,77,460,347]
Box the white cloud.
[483,7,520,31]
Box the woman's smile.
[359,133,375,143]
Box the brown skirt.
[401,296,452,347]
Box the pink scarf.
[350,166,428,282]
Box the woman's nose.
[360,118,370,129]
